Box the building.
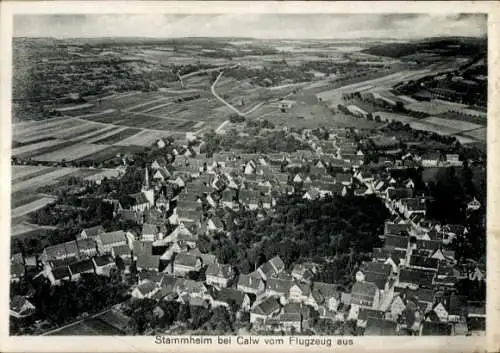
[205,263,234,288]
[237,271,265,295]
[10,296,36,319]
[96,230,128,254]
[212,288,251,312]
[80,225,105,239]
[250,297,282,324]
[257,256,285,281]
[172,253,202,277]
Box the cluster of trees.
[10,273,130,335]
[201,128,309,155]
[199,193,389,285]
[122,299,235,335]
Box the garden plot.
[32,143,109,162]
[49,121,104,140]
[13,119,81,142]
[127,97,174,113]
[91,128,142,145]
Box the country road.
[211,70,266,117]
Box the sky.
[13,13,487,39]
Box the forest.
[198,193,390,287]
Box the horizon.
[13,14,487,40]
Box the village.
[10,117,486,336]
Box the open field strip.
[11,197,56,218]
[12,167,60,185]
[11,222,42,237]
[460,127,487,141]
[453,135,480,144]
[14,120,91,142]
[91,128,142,145]
[48,122,103,140]
[15,140,77,160]
[84,126,129,144]
[12,117,68,134]
[408,121,461,135]
[12,139,67,158]
[373,111,418,124]
[115,129,169,146]
[68,124,118,142]
[13,119,80,141]
[32,143,109,162]
[11,166,54,182]
[421,117,483,132]
[12,167,79,193]
[126,97,173,112]
[141,101,175,114]
[55,103,94,112]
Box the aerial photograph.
[9,13,487,337]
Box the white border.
[1,2,498,353]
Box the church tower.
[142,165,155,206]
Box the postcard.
[0,1,498,352]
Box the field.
[91,128,141,145]
[421,117,483,132]
[460,128,487,142]
[32,143,109,162]
[11,197,56,219]
[407,120,461,135]
[373,111,418,124]
[11,167,80,193]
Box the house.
[445,154,462,167]
[151,158,167,170]
[164,223,197,248]
[250,297,282,324]
[153,168,171,182]
[363,318,398,336]
[257,256,285,281]
[43,241,79,262]
[92,255,116,276]
[80,225,105,239]
[269,303,311,333]
[350,281,380,309]
[237,271,265,295]
[421,153,442,167]
[77,238,99,258]
[357,308,384,328]
[96,230,127,254]
[172,253,202,276]
[309,282,341,312]
[383,235,409,251]
[134,241,160,272]
[48,266,71,285]
[10,296,36,319]
[173,278,209,298]
[384,221,411,236]
[420,321,452,336]
[291,263,317,283]
[356,262,392,282]
[212,288,251,312]
[185,248,218,267]
[68,259,95,281]
[409,256,439,272]
[206,216,225,233]
[205,263,234,288]
[266,277,294,298]
[288,282,312,303]
[398,269,435,290]
[11,262,25,283]
[398,198,426,218]
[363,272,391,292]
[467,197,481,211]
[112,244,132,261]
[335,173,353,186]
[132,281,160,299]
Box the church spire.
[143,165,150,190]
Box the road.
[211,70,265,117]
[215,120,231,134]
